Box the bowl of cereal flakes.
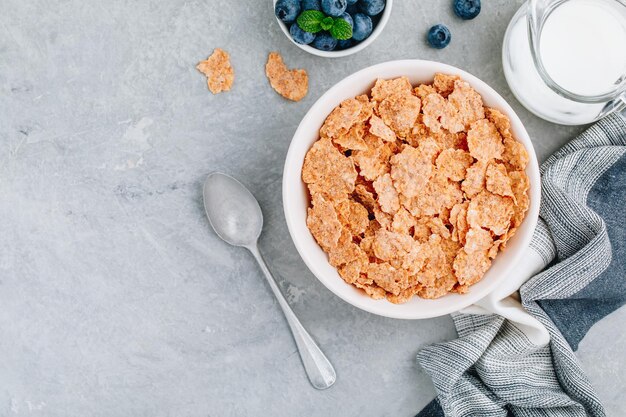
[283,60,540,319]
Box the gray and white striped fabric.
[416,113,626,417]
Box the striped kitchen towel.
[416,112,626,417]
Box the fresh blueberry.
[427,24,451,49]
[337,39,354,50]
[275,0,301,23]
[312,32,338,51]
[321,0,347,17]
[340,12,354,28]
[453,0,481,20]
[347,0,358,4]
[352,13,373,41]
[357,0,385,16]
[290,23,316,44]
[346,3,358,14]
[302,0,321,11]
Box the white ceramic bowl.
[272,0,393,58]
[283,60,541,319]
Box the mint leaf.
[330,18,353,40]
[297,10,325,33]
[320,16,334,31]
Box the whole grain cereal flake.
[371,77,413,102]
[486,161,515,199]
[321,98,363,139]
[338,258,366,284]
[414,83,437,100]
[302,137,357,200]
[356,94,375,122]
[413,218,432,242]
[426,216,451,239]
[464,227,493,253]
[405,120,431,147]
[373,229,415,265]
[448,80,485,129]
[374,207,393,230]
[387,286,422,304]
[462,161,488,198]
[351,134,392,181]
[369,114,396,142]
[467,191,515,236]
[453,249,491,286]
[328,228,366,267]
[485,107,513,140]
[373,173,400,214]
[414,235,448,287]
[366,262,410,295]
[467,119,505,161]
[422,93,464,134]
[390,145,433,198]
[408,174,463,217]
[419,272,457,299]
[434,129,468,151]
[450,201,469,244]
[508,170,531,228]
[265,52,308,102]
[502,136,530,171]
[335,199,369,235]
[355,281,387,299]
[436,149,474,181]
[307,194,342,251]
[196,48,234,94]
[334,123,368,151]
[377,92,421,138]
[392,207,417,235]
[433,73,460,98]
[375,229,412,254]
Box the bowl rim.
[282,60,541,319]
[272,0,394,58]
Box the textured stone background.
[0,0,624,416]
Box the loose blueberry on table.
[453,0,481,20]
[275,0,386,52]
[427,24,451,49]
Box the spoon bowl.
[203,172,263,248]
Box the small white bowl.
[272,0,393,58]
[283,60,541,319]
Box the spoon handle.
[248,245,336,390]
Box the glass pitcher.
[503,0,626,125]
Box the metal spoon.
[202,172,336,390]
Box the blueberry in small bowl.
[321,0,347,17]
[275,0,302,23]
[339,12,354,29]
[336,38,353,50]
[290,23,316,44]
[352,13,373,41]
[358,0,385,16]
[302,0,321,10]
[312,32,339,51]
[273,0,394,57]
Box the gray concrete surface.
[0,0,624,416]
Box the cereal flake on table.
[196,48,234,94]
[265,52,308,102]
[302,73,531,303]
